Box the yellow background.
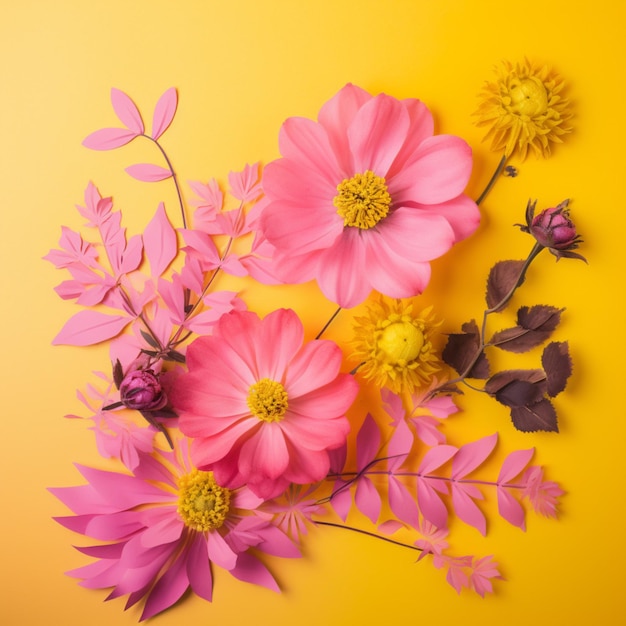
[1,1,624,624]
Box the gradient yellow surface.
[1,1,624,625]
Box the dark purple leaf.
[494,380,544,408]
[489,305,563,353]
[112,359,124,389]
[542,341,572,397]
[486,260,525,311]
[517,305,563,331]
[510,400,559,433]
[485,369,545,396]
[442,320,490,379]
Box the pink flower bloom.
[260,83,480,308]
[50,438,299,621]
[170,308,359,499]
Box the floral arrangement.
[48,59,583,621]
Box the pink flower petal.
[238,424,290,480]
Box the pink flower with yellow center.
[50,439,299,621]
[260,83,480,308]
[171,308,359,499]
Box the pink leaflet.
[143,203,177,277]
[386,418,413,472]
[497,487,526,530]
[498,448,535,483]
[451,433,498,479]
[52,310,131,346]
[116,233,143,277]
[356,413,381,471]
[125,163,173,182]
[417,478,449,530]
[228,162,263,202]
[417,444,458,475]
[82,128,138,151]
[158,275,186,326]
[387,475,419,527]
[354,476,381,524]
[44,227,99,269]
[329,481,351,521]
[469,556,503,597]
[151,87,178,140]
[111,88,144,134]
[76,183,114,227]
[451,484,487,535]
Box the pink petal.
[151,87,178,140]
[401,135,473,204]
[318,83,372,173]
[287,374,358,423]
[140,550,189,621]
[189,420,257,469]
[279,115,341,186]
[284,340,344,397]
[348,94,409,175]
[254,308,304,380]
[414,194,481,243]
[187,535,213,602]
[111,88,144,134]
[207,530,238,570]
[229,552,280,592]
[238,424,290,480]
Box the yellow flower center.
[334,170,391,229]
[377,320,425,365]
[247,378,289,422]
[177,470,231,531]
[507,76,549,117]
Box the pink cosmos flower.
[170,308,359,499]
[260,83,480,308]
[50,438,299,621]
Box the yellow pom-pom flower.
[351,299,441,394]
[474,59,572,160]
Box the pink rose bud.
[120,369,168,411]
[530,206,578,249]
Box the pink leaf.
[451,433,498,479]
[125,163,172,182]
[451,483,487,535]
[355,476,381,524]
[378,519,405,535]
[151,87,178,140]
[497,486,526,530]
[228,162,263,202]
[111,88,144,134]
[144,203,177,277]
[117,234,144,276]
[417,445,457,475]
[356,413,381,471]
[498,448,535,484]
[387,418,413,471]
[329,481,351,521]
[52,310,130,346]
[417,479,449,529]
[82,128,138,150]
[388,475,419,527]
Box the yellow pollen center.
[333,170,391,229]
[177,470,231,531]
[507,77,549,117]
[377,321,425,365]
[247,378,289,422]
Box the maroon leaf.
[518,305,563,331]
[490,305,563,353]
[485,369,545,396]
[486,260,525,311]
[442,320,490,379]
[493,380,543,408]
[542,341,572,397]
[112,359,124,389]
[510,400,559,433]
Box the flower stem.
[314,521,423,553]
[476,154,508,206]
[316,306,342,339]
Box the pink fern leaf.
[469,555,503,597]
[520,466,565,518]
[111,88,144,134]
[151,87,177,140]
[82,128,138,151]
[144,203,177,277]
[126,163,172,182]
[228,162,263,202]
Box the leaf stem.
[314,521,423,553]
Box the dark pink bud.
[530,206,578,249]
[120,369,167,411]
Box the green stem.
[476,154,508,206]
